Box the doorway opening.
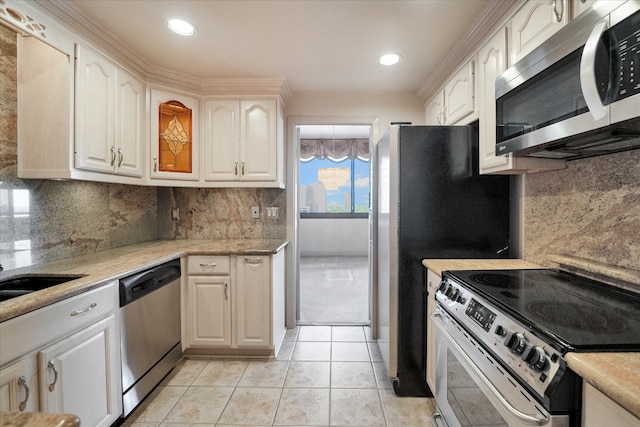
[297,124,372,325]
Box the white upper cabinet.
[425,93,445,125]
[425,61,476,125]
[571,0,597,19]
[444,61,476,125]
[510,0,569,65]
[75,44,115,174]
[17,37,73,180]
[203,99,284,187]
[203,100,240,182]
[75,44,144,178]
[115,69,144,177]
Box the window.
[298,126,370,216]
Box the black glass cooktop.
[444,269,640,352]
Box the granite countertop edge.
[421,258,640,420]
[0,239,288,322]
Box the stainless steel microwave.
[495,0,640,160]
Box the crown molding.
[31,0,291,103]
[416,0,524,104]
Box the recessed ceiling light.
[166,19,196,37]
[379,53,401,66]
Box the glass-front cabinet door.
[149,88,199,181]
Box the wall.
[523,149,640,272]
[299,218,369,256]
[0,25,159,271]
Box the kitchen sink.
[0,274,86,302]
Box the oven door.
[431,305,569,427]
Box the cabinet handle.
[224,282,228,300]
[110,146,116,166]
[234,161,238,175]
[18,375,29,411]
[553,0,563,22]
[241,161,245,175]
[70,302,97,317]
[442,105,447,124]
[118,148,124,167]
[244,257,263,264]
[199,262,217,268]
[153,155,158,172]
[47,360,58,392]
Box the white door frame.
[285,115,380,328]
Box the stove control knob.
[504,332,526,355]
[522,346,548,372]
[450,288,460,300]
[495,325,507,337]
[437,281,447,293]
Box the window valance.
[300,138,370,162]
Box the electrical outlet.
[251,206,260,218]
[171,208,180,221]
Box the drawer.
[0,281,118,364]
[188,256,230,275]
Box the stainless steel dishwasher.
[119,259,182,417]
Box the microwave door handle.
[580,20,608,121]
[432,312,547,426]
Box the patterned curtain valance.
[300,138,370,162]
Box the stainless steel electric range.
[431,269,640,427]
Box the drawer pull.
[18,375,29,411]
[199,262,217,268]
[70,302,97,317]
[244,257,263,264]
[47,360,58,392]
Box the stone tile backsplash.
[523,149,640,272]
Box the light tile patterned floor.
[122,325,436,427]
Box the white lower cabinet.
[425,269,440,394]
[0,356,38,412]
[236,256,271,348]
[582,382,640,427]
[0,282,121,424]
[39,315,119,427]
[187,275,232,347]
[184,251,285,355]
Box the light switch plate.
[251,206,260,218]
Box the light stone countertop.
[0,239,288,322]
[421,258,542,276]
[0,412,80,427]
[421,258,640,420]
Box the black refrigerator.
[373,124,512,397]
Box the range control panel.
[435,277,565,399]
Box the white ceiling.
[64,0,493,94]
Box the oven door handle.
[432,312,548,426]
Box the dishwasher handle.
[119,259,181,307]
